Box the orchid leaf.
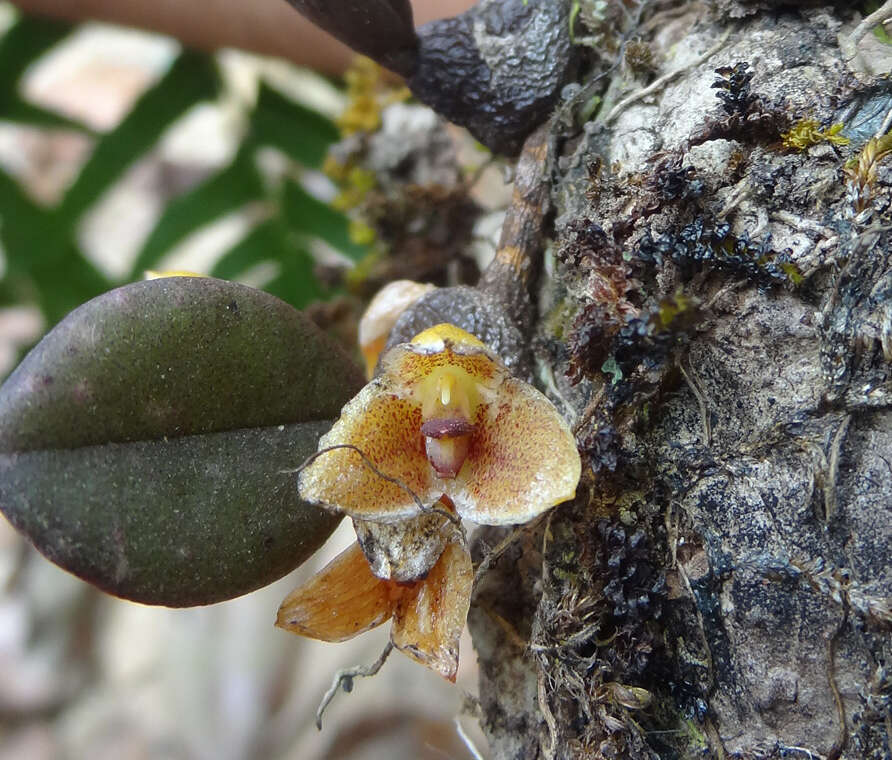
[0,277,365,606]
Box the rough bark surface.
[467,6,891,759]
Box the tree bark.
[466,6,892,759]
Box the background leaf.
[0,17,368,336]
[0,14,93,132]
[251,82,339,167]
[56,50,222,226]
[0,165,110,324]
[127,144,265,278]
[283,178,366,261]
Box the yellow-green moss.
[781,119,849,150]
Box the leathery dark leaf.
[0,278,366,606]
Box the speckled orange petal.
[390,540,473,682]
[447,376,581,525]
[276,543,402,642]
[298,379,438,521]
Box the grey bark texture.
[464,5,891,760]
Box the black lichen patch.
[578,419,622,474]
[636,217,801,288]
[609,293,702,387]
[596,520,667,646]
[690,61,789,148]
[569,291,701,474]
[712,62,756,117]
[647,158,706,204]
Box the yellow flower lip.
[298,322,581,526]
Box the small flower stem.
[315,642,394,729]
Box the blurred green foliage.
[0,13,365,330]
[864,1,892,45]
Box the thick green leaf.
[0,277,366,605]
[57,50,221,225]
[0,421,337,606]
[128,145,264,278]
[250,82,339,167]
[282,179,366,261]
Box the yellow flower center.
[415,366,481,479]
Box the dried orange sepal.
[299,323,581,526]
[391,541,473,682]
[276,543,401,642]
[276,539,472,681]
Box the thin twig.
[716,177,751,220]
[572,385,605,435]
[475,601,528,649]
[847,0,892,51]
[680,360,713,447]
[876,106,892,140]
[315,642,394,729]
[537,669,559,760]
[604,28,732,124]
[676,556,716,687]
[779,746,825,760]
[771,210,836,239]
[704,278,747,311]
[826,607,849,760]
[824,415,851,523]
[703,717,729,760]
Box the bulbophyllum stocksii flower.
[277,323,581,679]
